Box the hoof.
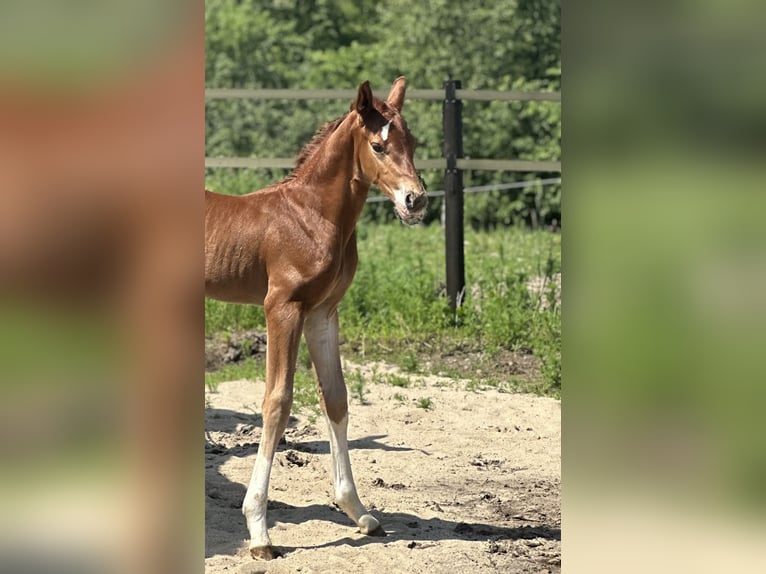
[358,513,381,535]
[249,545,280,560]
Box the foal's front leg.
[242,298,303,560]
[304,307,380,535]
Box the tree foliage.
[205,0,560,227]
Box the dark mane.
[287,114,348,178]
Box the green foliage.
[205,0,561,228]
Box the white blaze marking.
[381,121,391,141]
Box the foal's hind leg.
[242,298,303,560]
[304,307,380,534]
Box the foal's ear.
[352,80,374,116]
[386,76,407,112]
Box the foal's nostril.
[411,193,427,211]
[405,192,427,212]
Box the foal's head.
[350,77,427,224]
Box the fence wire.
[364,177,561,203]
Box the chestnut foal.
[205,77,427,559]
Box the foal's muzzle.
[395,187,428,225]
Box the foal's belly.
[204,257,268,306]
[204,281,267,306]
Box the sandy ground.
[205,366,560,573]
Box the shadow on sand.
[205,408,558,559]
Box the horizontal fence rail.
[205,157,562,172]
[205,88,560,102]
[364,177,562,203]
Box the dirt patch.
[428,346,542,383]
[205,330,267,372]
[205,372,560,573]
[206,329,544,391]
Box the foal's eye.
[371,142,385,154]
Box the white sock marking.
[242,453,273,548]
[327,415,378,533]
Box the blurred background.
[565,0,766,571]
[0,1,203,573]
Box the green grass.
[416,397,434,410]
[384,374,411,388]
[205,223,561,396]
[346,369,368,404]
[205,295,265,334]
[205,357,265,392]
[342,224,561,395]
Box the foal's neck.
[293,115,370,243]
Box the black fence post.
[443,79,465,310]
